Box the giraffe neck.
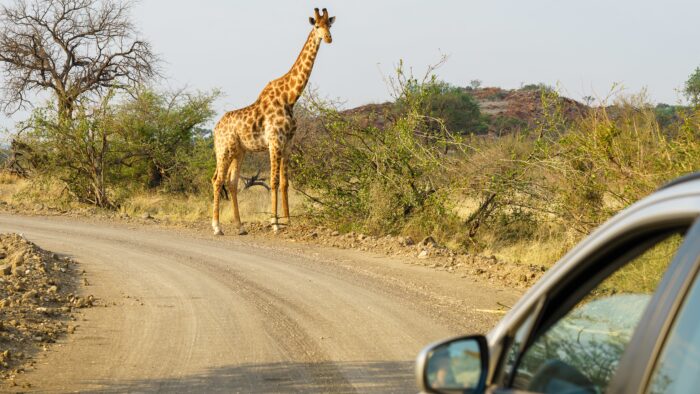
[284,30,321,105]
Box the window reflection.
[513,234,682,393]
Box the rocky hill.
[470,87,588,133]
[336,87,588,135]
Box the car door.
[611,219,700,394]
[493,218,700,394]
[641,263,700,394]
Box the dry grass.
[0,174,80,211]
[0,173,305,230]
[599,233,683,295]
[121,184,305,224]
[0,172,21,185]
[0,173,25,203]
[480,237,571,267]
[452,195,571,267]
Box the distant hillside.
[469,87,588,133]
[337,86,588,135]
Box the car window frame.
[491,298,544,387]
[505,218,697,391]
[609,218,700,394]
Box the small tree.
[427,83,486,134]
[23,96,117,207]
[0,0,158,120]
[684,67,700,107]
[18,88,219,207]
[112,88,220,191]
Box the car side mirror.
[416,335,489,394]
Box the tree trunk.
[57,95,75,123]
[147,163,163,188]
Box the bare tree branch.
[0,0,159,118]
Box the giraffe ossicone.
[211,8,335,235]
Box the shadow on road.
[88,360,415,393]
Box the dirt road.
[0,214,519,393]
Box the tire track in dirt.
[0,214,519,393]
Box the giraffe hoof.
[237,227,248,236]
[213,226,224,236]
[272,224,281,233]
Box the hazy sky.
[2,0,700,128]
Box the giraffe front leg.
[269,148,282,233]
[280,155,290,226]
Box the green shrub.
[465,90,700,247]
[291,68,461,237]
[15,88,219,207]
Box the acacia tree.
[0,0,158,120]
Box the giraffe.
[211,8,335,235]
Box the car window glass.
[647,270,700,394]
[512,233,683,394]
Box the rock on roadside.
[0,233,91,385]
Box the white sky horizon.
[1,0,699,130]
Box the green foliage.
[463,90,700,249]
[398,80,487,135]
[111,89,220,192]
[21,96,117,207]
[291,67,460,236]
[654,103,681,128]
[8,55,700,268]
[520,83,554,93]
[17,88,219,207]
[489,115,528,134]
[550,97,700,232]
[684,67,700,107]
[428,83,488,134]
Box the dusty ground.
[240,222,547,289]
[0,233,92,390]
[0,213,521,393]
[1,202,547,290]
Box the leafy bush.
[464,90,700,249]
[20,97,118,206]
[291,69,460,237]
[418,82,488,134]
[15,89,219,207]
[110,89,220,192]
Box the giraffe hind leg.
[269,147,282,233]
[228,152,247,235]
[280,155,290,226]
[212,154,233,235]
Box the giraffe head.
[309,8,335,44]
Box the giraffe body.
[211,8,335,235]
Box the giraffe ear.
[309,17,316,26]
[328,16,335,26]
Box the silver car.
[416,173,700,394]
